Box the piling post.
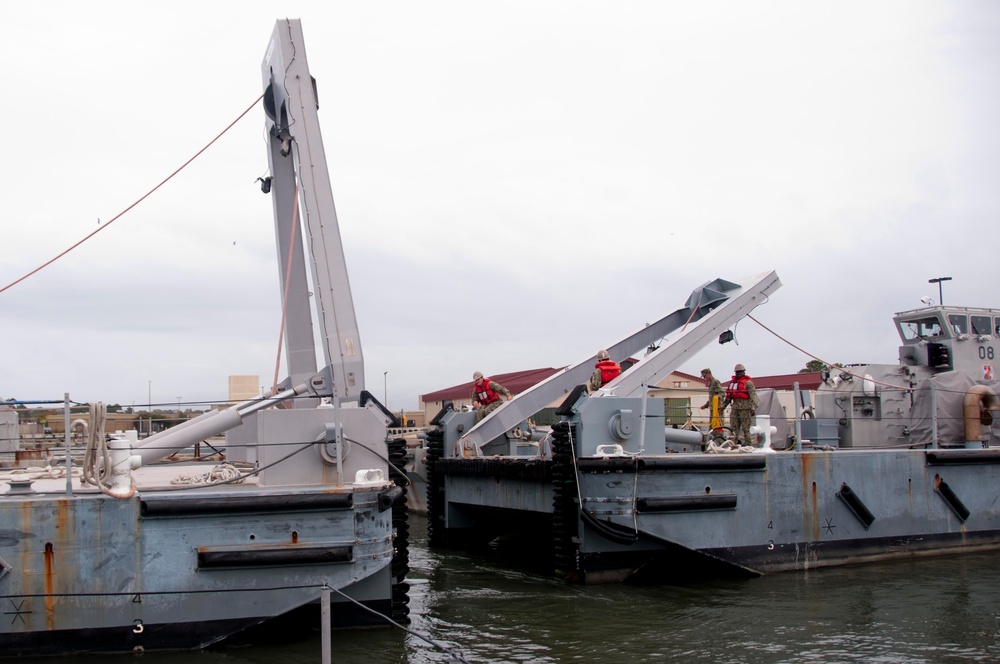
[321,585,331,664]
[64,393,73,495]
[930,382,938,449]
[793,382,803,452]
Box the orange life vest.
[596,359,622,385]
[726,375,752,400]
[474,380,500,405]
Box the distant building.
[655,370,826,429]
[420,368,564,422]
[419,367,826,432]
[388,410,427,431]
[648,370,714,426]
[228,375,260,403]
[420,365,689,425]
[750,371,824,418]
[0,408,17,453]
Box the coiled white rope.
[705,439,756,454]
[170,462,245,485]
[81,402,113,492]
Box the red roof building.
[746,372,823,391]
[420,367,564,405]
[418,367,826,423]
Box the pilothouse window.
[948,314,968,335]
[971,315,992,335]
[899,317,943,341]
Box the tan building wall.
[388,410,427,433]
[229,375,261,402]
[421,396,473,422]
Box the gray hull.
[574,446,1000,582]
[0,479,399,656]
[429,441,1000,584]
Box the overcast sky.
[2,1,998,412]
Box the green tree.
[800,360,828,373]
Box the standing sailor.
[722,363,759,446]
[699,368,726,434]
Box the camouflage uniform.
[472,379,512,423]
[722,374,759,446]
[589,360,622,392]
[589,368,603,392]
[700,370,726,430]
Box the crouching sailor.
[471,371,512,422]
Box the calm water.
[14,514,1000,663]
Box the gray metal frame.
[461,271,781,450]
[263,20,365,401]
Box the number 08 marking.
[979,346,995,360]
